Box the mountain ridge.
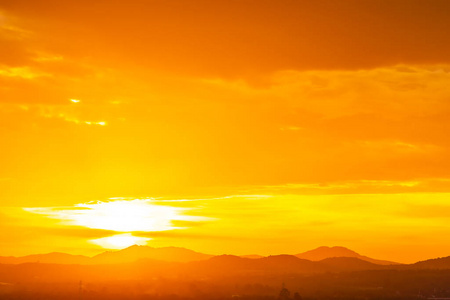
[295,246,400,265]
[91,245,213,264]
[0,245,403,266]
[3,251,450,281]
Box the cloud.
[0,65,49,78]
[133,230,247,241]
[2,0,450,201]
[28,226,118,239]
[2,64,450,204]
[2,1,450,78]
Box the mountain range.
[1,246,450,284]
[0,245,395,265]
[1,245,449,271]
[0,245,211,265]
[295,246,399,265]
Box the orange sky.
[1,0,450,263]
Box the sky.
[1,0,450,263]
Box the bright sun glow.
[70,99,80,103]
[90,233,150,249]
[25,199,207,232]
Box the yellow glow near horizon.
[90,233,150,249]
[70,99,80,103]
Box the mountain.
[91,245,213,264]
[297,246,359,260]
[191,255,255,273]
[0,246,212,265]
[189,254,327,276]
[0,245,401,266]
[5,252,450,285]
[319,257,385,271]
[296,246,399,265]
[257,255,325,272]
[409,256,450,269]
[0,254,390,283]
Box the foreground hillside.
[1,249,450,299]
[1,266,450,300]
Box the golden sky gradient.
[1,0,450,263]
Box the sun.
[26,199,199,232]
[24,199,209,249]
[90,233,150,249]
[72,199,184,232]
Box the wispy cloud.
[0,66,50,79]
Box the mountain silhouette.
[4,251,450,284]
[409,256,450,269]
[185,254,326,276]
[296,246,399,265]
[319,257,385,271]
[192,255,254,272]
[0,245,402,266]
[0,246,212,265]
[257,255,325,272]
[191,254,386,274]
[91,245,213,264]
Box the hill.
[0,245,404,266]
[91,245,213,264]
[319,257,385,271]
[0,246,212,265]
[409,256,450,269]
[296,246,399,265]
